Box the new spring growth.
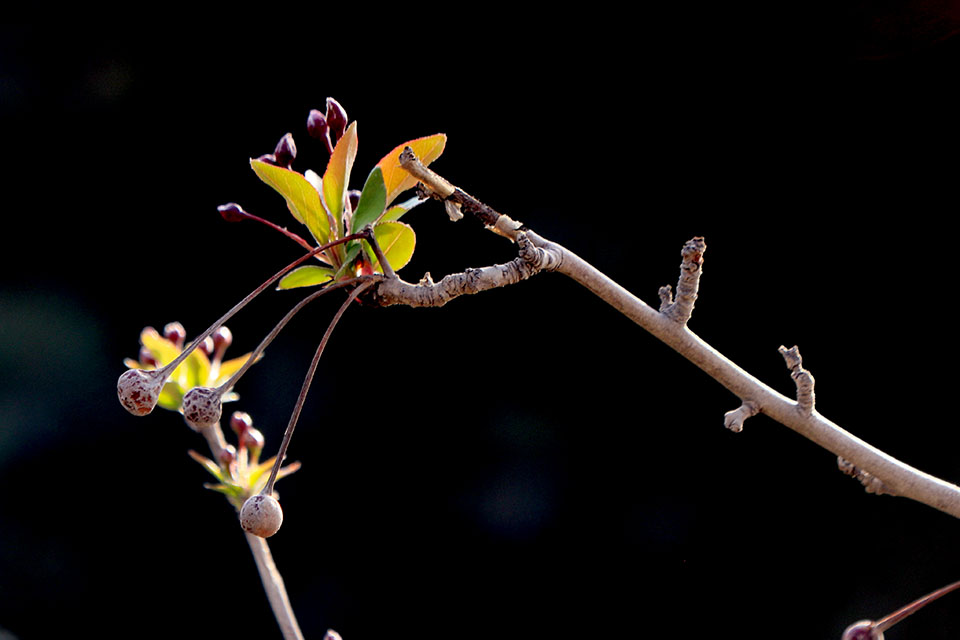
[117,234,366,418]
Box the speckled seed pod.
[181,386,222,430]
[240,494,283,538]
[117,369,165,416]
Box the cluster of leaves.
[245,98,446,289]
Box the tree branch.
[245,532,304,640]
[389,150,960,521]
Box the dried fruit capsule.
[240,494,283,538]
[273,133,296,168]
[117,368,166,416]
[182,386,222,430]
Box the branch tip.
[778,345,816,413]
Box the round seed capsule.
[240,494,283,538]
[181,386,222,430]
[117,369,165,416]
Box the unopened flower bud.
[325,97,348,143]
[324,631,343,640]
[219,444,237,467]
[212,326,232,350]
[241,426,264,456]
[273,133,296,168]
[230,411,253,436]
[198,336,215,357]
[138,346,158,368]
[346,189,361,213]
[117,368,166,416]
[217,202,247,223]
[307,109,328,140]
[182,386,222,430]
[255,153,278,166]
[240,494,283,538]
[163,322,186,349]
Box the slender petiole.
[156,233,368,380]
[262,279,375,496]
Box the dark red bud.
[198,336,215,357]
[230,411,253,435]
[241,427,264,451]
[212,326,233,351]
[219,444,237,466]
[218,203,247,222]
[255,153,278,166]
[325,97,348,142]
[273,133,296,168]
[163,322,186,349]
[138,346,159,368]
[346,189,362,213]
[307,109,329,140]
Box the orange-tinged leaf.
[322,121,358,231]
[375,133,446,207]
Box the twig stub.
[779,345,816,413]
[660,236,706,325]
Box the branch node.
[778,345,816,413]
[419,272,435,286]
[723,401,759,433]
[658,285,674,311]
[518,232,562,271]
[838,456,896,496]
[660,237,706,325]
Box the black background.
[2,14,960,639]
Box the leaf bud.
[163,322,186,349]
[307,109,329,140]
[273,133,297,168]
[230,410,253,436]
[117,368,166,416]
[217,202,247,223]
[240,494,283,538]
[325,97,348,143]
[182,386,223,430]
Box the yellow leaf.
[322,121,359,231]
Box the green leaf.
[379,195,426,223]
[250,159,330,245]
[277,265,335,290]
[351,167,387,234]
[368,222,416,273]
[333,242,363,281]
[322,121,358,235]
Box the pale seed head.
[117,368,166,416]
[240,494,283,538]
[182,386,223,430]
